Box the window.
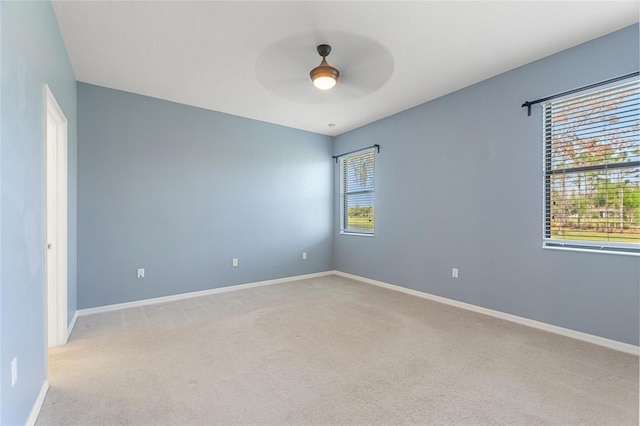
[543,79,640,254]
[340,148,375,234]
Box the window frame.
[541,78,640,255]
[339,147,376,236]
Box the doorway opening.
[45,84,68,348]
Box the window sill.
[340,231,374,237]
[543,243,639,256]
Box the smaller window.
[339,148,375,234]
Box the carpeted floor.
[37,275,639,425]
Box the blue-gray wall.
[0,1,77,424]
[333,24,640,346]
[77,83,333,309]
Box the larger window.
[543,79,640,253]
[340,148,375,234]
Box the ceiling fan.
[310,44,340,90]
[255,33,394,103]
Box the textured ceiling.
[52,1,639,136]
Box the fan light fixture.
[310,44,339,90]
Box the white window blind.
[543,79,640,253]
[340,148,375,234]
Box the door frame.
[43,84,68,348]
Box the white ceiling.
[52,1,639,136]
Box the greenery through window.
[544,79,640,253]
[340,148,375,234]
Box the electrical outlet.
[232,258,238,267]
[302,252,307,260]
[452,268,459,278]
[11,357,17,387]
[137,268,145,278]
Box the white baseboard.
[26,380,49,426]
[77,271,333,317]
[67,311,78,340]
[333,270,640,356]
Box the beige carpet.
[37,275,639,425]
